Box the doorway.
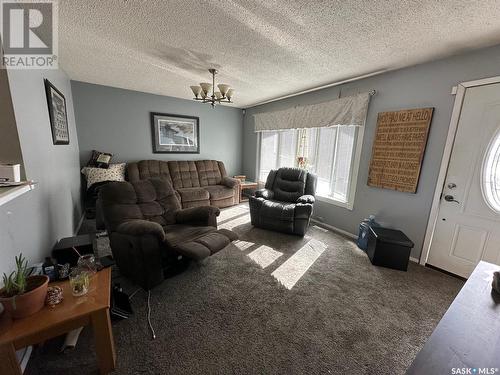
[423,78,500,278]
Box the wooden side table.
[239,181,258,203]
[0,268,115,375]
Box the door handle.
[444,194,460,204]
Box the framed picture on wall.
[150,112,200,153]
[44,79,70,145]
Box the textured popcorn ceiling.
[59,0,500,108]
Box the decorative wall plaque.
[368,108,434,193]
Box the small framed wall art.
[150,112,200,154]
[44,79,70,145]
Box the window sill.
[0,182,36,207]
[316,194,353,210]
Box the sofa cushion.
[100,178,182,231]
[168,161,200,189]
[272,168,307,202]
[127,160,172,184]
[82,163,126,189]
[134,178,180,225]
[163,224,214,247]
[177,187,210,203]
[172,229,237,260]
[210,197,234,208]
[203,185,234,201]
[116,220,165,241]
[260,200,296,221]
[196,160,223,186]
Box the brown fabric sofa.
[99,177,238,290]
[127,160,240,208]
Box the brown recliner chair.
[99,177,238,290]
[249,168,317,236]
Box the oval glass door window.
[482,128,500,213]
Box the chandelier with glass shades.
[190,68,235,107]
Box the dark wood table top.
[406,261,500,374]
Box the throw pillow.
[81,163,126,189]
[87,150,113,169]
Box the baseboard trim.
[74,213,85,235]
[310,219,357,240]
[310,219,421,264]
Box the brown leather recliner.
[99,177,238,290]
[249,168,317,236]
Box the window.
[258,126,363,209]
[482,128,500,213]
[258,129,297,182]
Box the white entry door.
[427,82,500,278]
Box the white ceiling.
[59,0,500,108]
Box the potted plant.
[0,254,49,319]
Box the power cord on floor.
[128,288,141,300]
[147,290,156,340]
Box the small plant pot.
[0,275,49,319]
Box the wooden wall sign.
[368,107,434,193]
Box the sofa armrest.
[221,176,240,188]
[175,206,220,227]
[115,220,165,241]
[297,195,315,204]
[254,189,274,200]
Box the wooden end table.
[0,267,115,375]
[239,181,258,203]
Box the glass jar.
[77,254,97,274]
[69,268,91,297]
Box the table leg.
[91,308,116,374]
[0,342,22,375]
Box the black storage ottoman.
[366,227,414,271]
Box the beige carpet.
[25,204,463,374]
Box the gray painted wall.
[71,81,244,176]
[0,68,82,276]
[243,44,500,259]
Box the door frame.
[420,75,500,267]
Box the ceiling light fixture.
[190,68,235,108]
